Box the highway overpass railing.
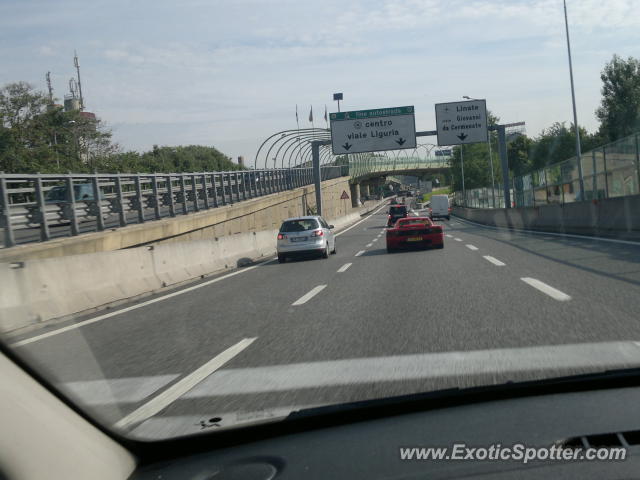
[0,166,347,248]
[454,132,640,208]
[349,154,451,180]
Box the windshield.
[45,186,67,201]
[390,206,407,215]
[398,219,429,226]
[280,219,320,232]
[2,0,640,443]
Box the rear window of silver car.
[280,219,320,232]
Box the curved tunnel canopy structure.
[255,129,452,183]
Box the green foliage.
[421,187,451,203]
[0,81,240,174]
[527,122,602,171]
[596,54,640,142]
[100,145,242,173]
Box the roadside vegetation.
[0,82,241,174]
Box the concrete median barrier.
[453,194,640,240]
[0,189,387,334]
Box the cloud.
[2,0,638,160]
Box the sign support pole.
[496,124,511,208]
[460,146,466,207]
[312,140,330,216]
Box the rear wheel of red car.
[435,244,444,249]
[387,246,394,253]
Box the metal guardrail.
[0,166,347,248]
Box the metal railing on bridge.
[349,153,451,179]
[0,166,347,248]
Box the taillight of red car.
[431,225,443,233]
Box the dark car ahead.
[387,204,408,227]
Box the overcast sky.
[1,0,638,166]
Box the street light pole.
[333,92,343,113]
[563,0,585,199]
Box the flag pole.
[296,104,301,165]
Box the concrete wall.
[453,194,640,240]
[0,179,384,334]
[0,177,357,263]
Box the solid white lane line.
[335,202,389,237]
[59,375,180,406]
[355,250,365,257]
[292,285,327,306]
[181,341,640,396]
[11,260,276,347]
[366,243,373,247]
[521,277,572,301]
[337,263,352,273]
[454,216,640,247]
[483,255,506,266]
[466,244,479,251]
[114,337,257,429]
[454,238,462,242]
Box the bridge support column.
[362,183,370,198]
[350,183,360,208]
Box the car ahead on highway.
[429,194,451,221]
[386,217,444,252]
[276,216,336,263]
[45,183,95,203]
[387,204,408,227]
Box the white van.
[429,194,450,220]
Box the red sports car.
[386,217,444,252]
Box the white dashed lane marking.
[483,256,506,266]
[292,285,328,306]
[521,277,571,301]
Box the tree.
[507,134,533,176]
[449,111,502,191]
[0,81,120,173]
[526,122,603,172]
[596,55,640,142]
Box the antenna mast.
[46,71,54,105]
[73,50,84,110]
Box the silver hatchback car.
[276,216,336,263]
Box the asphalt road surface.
[7,205,640,439]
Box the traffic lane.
[145,230,640,433]
[8,204,386,345]
[9,208,387,415]
[446,218,640,323]
[219,226,623,369]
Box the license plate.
[291,237,307,242]
[407,237,422,242]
